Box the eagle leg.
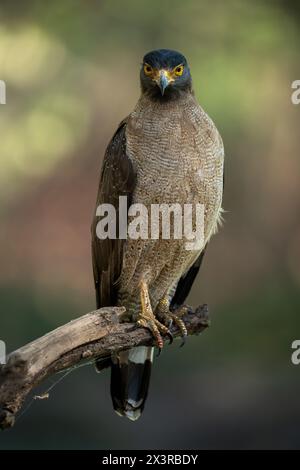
[156,297,188,347]
[137,280,172,351]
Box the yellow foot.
[156,297,188,347]
[137,280,172,351]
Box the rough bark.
[0,304,209,430]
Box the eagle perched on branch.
[91,49,224,421]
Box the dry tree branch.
[0,304,209,430]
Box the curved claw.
[180,333,187,348]
[166,331,173,345]
[156,347,162,357]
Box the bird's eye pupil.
[144,64,152,75]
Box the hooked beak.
[156,70,171,95]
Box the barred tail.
[110,346,154,421]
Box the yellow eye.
[174,65,184,76]
[144,63,153,76]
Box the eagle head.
[140,49,192,100]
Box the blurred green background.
[1,0,300,449]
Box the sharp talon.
[168,319,173,329]
[156,347,162,357]
[167,331,173,345]
[180,334,187,348]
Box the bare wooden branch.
[0,304,209,430]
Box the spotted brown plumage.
[91,49,224,420]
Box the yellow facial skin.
[143,63,184,87]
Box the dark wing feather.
[170,248,206,310]
[91,119,136,308]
